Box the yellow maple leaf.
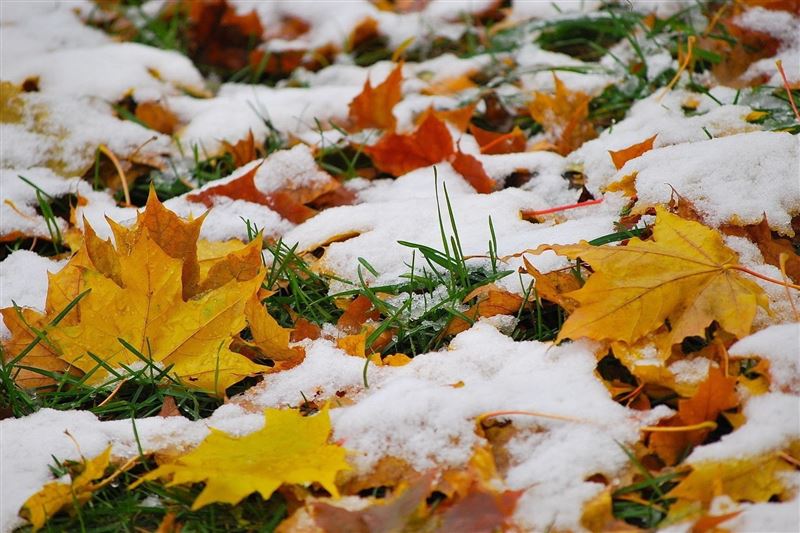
[0,190,288,394]
[669,452,794,507]
[138,405,350,509]
[20,446,112,530]
[531,207,768,347]
[46,228,265,393]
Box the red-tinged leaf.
[364,111,454,176]
[312,473,435,533]
[135,101,179,135]
[691,510,742,533]
[291,318,322,342]
[221,130,258,167]
[187,0,264,72]
[308,186,358,210]
[337,295,380,334]
[433,103,477,132]
[650,367,740,465]
[470,124,527,154]
[450,150,496,194]
[187,164,263,208]
[186,148,342,224]
[348,62,404,131]
[608,134,657,170]
[437,488,522,533]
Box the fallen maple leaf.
[450,149,496,194]
[668,452,794,507]
[649,367,740,465]
[312,472,435,533]
[139,406,350,509]
[608,134,657,170]
[337,295,380,334]
[186,0,264,72]
[1,190,283,394]
[522,257,580,312]
[364,111,495,192]
[221,130,258,168]
[528,74,596,155]
[723,218,800,283]
[20,447,112,530]
[134,101,179,135]
[187,147,341,224]
[444,284,524,337]
[364,111,454,176]
[531,207,769,347]
[244,297,304,362]
[433,102,477,132]
[348,62,404,131]
[470,124,527,155]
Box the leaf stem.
[776,59,800,123]
[477,409,590,424]
[98,144,131,207]
[640,421,717,433]
[521,198,603,218]
[728,264,800,290]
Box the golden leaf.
[531,207,768,346]
[244,296,304,362]
[139,406,350,509]
[669,452,794,507]
[2,192,273,394]
[528,74,596,155]
[20,447,112,531]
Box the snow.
[1,89,173,176]
[571,90,759,195]
[283,175,615,293]
[730,324,800,394]
[736,7,800,85]
[170,84,360,155]
[0,251,66,337]
[254,144,333,194]
[616,131,800,234]
[0,405,264,533]
[3,43,204,101]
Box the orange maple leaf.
[649,367,740,465]
[187,159,340,224]
[433,102,477,132]
[364,111,454,176]
[608,134,657,170]
[365,111,495,192]
[528,74,596,155]
[221,130,258,168]
[186,0,264,72]
[470,124,527,155]
[135,101,179,135]
[348,62,404,131]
